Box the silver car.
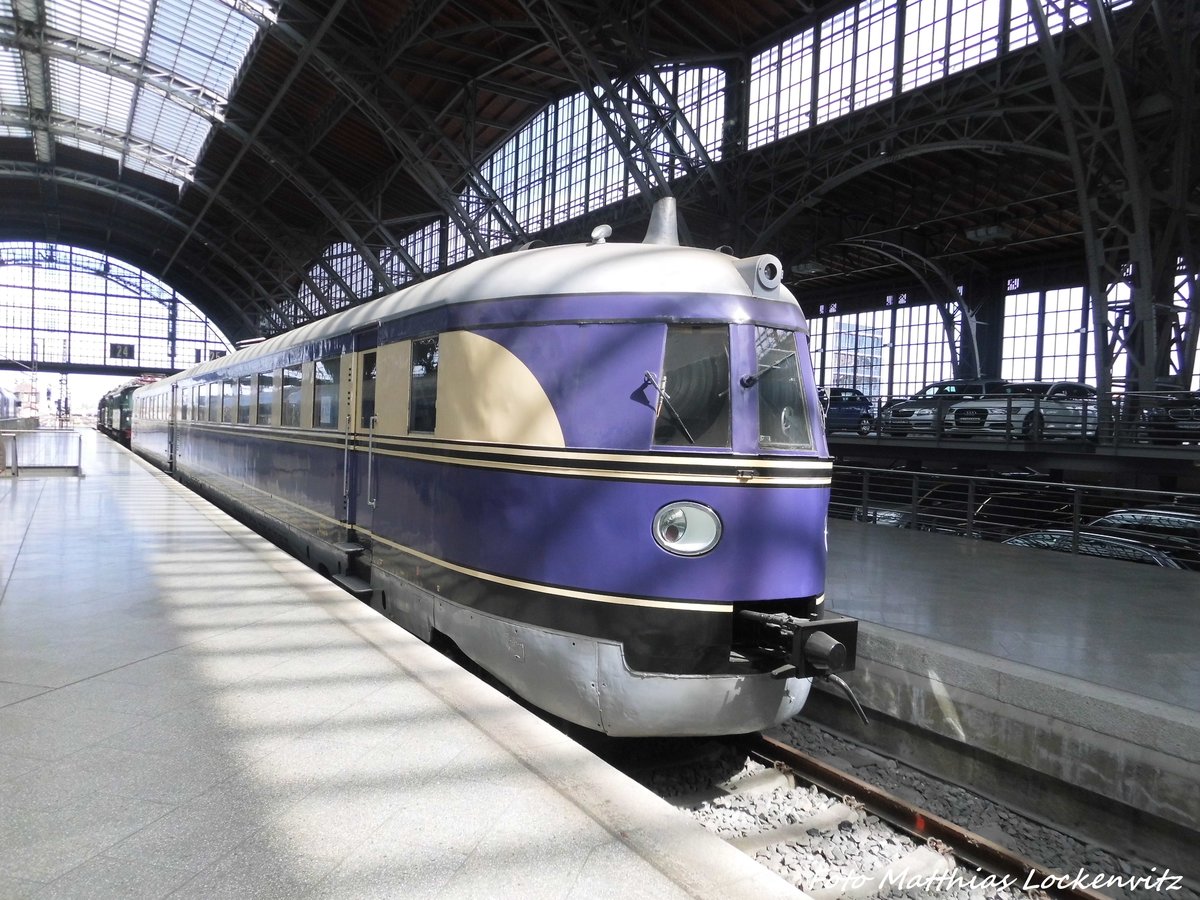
[944,381,1098,440]
[880,379,1008,437]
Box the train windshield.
[754,327,814,450]
[653,325,731,447]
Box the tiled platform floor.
[0,432,802,900]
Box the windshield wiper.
[643,371,696,444]
[740,350,796,388]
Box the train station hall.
[2,0,1197,897]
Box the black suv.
[880,379,1008,437]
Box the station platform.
[0,431,802,899]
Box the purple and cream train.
[131,199,860,736]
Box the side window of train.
[221,380,236,424]
[237,376,252,424]
[281,365,302,427]
[409,336,439,434]
[754,327,813,450]
[313,357,342,429]
[360,352,377,429]
[194,384,207,422]
[653,325,731,447]
[256,371,275,425]
[180,385,189,421]
[209,382,222,422]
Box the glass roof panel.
[1,48,30,136]
[49,58,136,135]
[18,0,273,184]
[45,0,156,60]
[148,0,261,97]
[130,89,210,165]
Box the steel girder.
[838,238,982,380]
[518,0,732,233]
[162,0,399,311]
[739,45,1078,253]
[1020,0,1196,394]
[272,0,528,262]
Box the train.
[98,377,158,446]
[130,198,861,737]
[0,385,18,423]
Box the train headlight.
[652,502,722,556]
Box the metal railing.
[0,430,83,476]
[830,466,1200,569]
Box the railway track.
[625,732,1185,900]
[743,734,1112,899]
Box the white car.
[944,381,1099,439]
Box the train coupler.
[737,611,869,724]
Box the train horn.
[643,197,681,246]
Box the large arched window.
[0,242,231,372]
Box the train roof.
[145,201,800,389]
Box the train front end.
[438,202,862,737]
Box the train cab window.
[313,357,342,429]
[256,372,275,425]
[409,336,438,433]
[360,352,377,429]
[652,325,731,447]
[753,327,813,450]
[281,366,302,427]
[237,376,252,424]
[221,380,236,424]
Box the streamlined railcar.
[131,199,860,736]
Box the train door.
[348,326,379,537]
[168,382,178,473]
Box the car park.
[1140,388,1200,444]
[1002,529,1185,568]
[944,381,1098,440]
[821,387,875,435]
[880,379,1008,437]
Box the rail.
[744,734,1112,900]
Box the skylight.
[0,47,28,137]
[3,0,273,185]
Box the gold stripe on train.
[362,528,733,614]
[180,422,833,486]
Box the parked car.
[821,387,875,435]
[880,379,1008,437]
[1139,389,1200,444]
[1085,507,1200,570]
[944,381,1098,440]
[1002,529,1184,568]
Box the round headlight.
[652,502,722,556]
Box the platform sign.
[109,342,135,360]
